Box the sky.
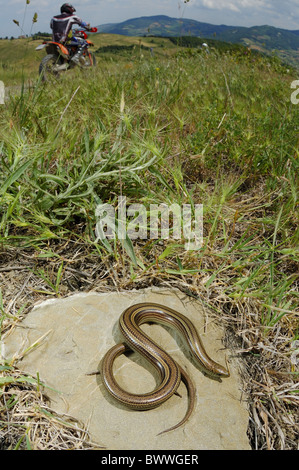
[0,0,298,38]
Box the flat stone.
[2,288,250,450]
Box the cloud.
[199,0,267,12]
[201,0,240,12]
[196,0,299,18]
[192,0,299,28]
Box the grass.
[0,37,298,449]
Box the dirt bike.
[35,27,98,81]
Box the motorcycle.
[35,27,98,81]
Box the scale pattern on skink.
[101,303,229,434]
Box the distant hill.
[98,15,299,48]
[97,15,299,67]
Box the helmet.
[60,3,76,14]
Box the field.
[0,34,298,449]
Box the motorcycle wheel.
[39,54,64,82]
[80,51,96,68]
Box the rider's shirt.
[50,12,88,43]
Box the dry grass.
[0,371,100,450]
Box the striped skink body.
[101,303,229,434]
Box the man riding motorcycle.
[50,3,91,65]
